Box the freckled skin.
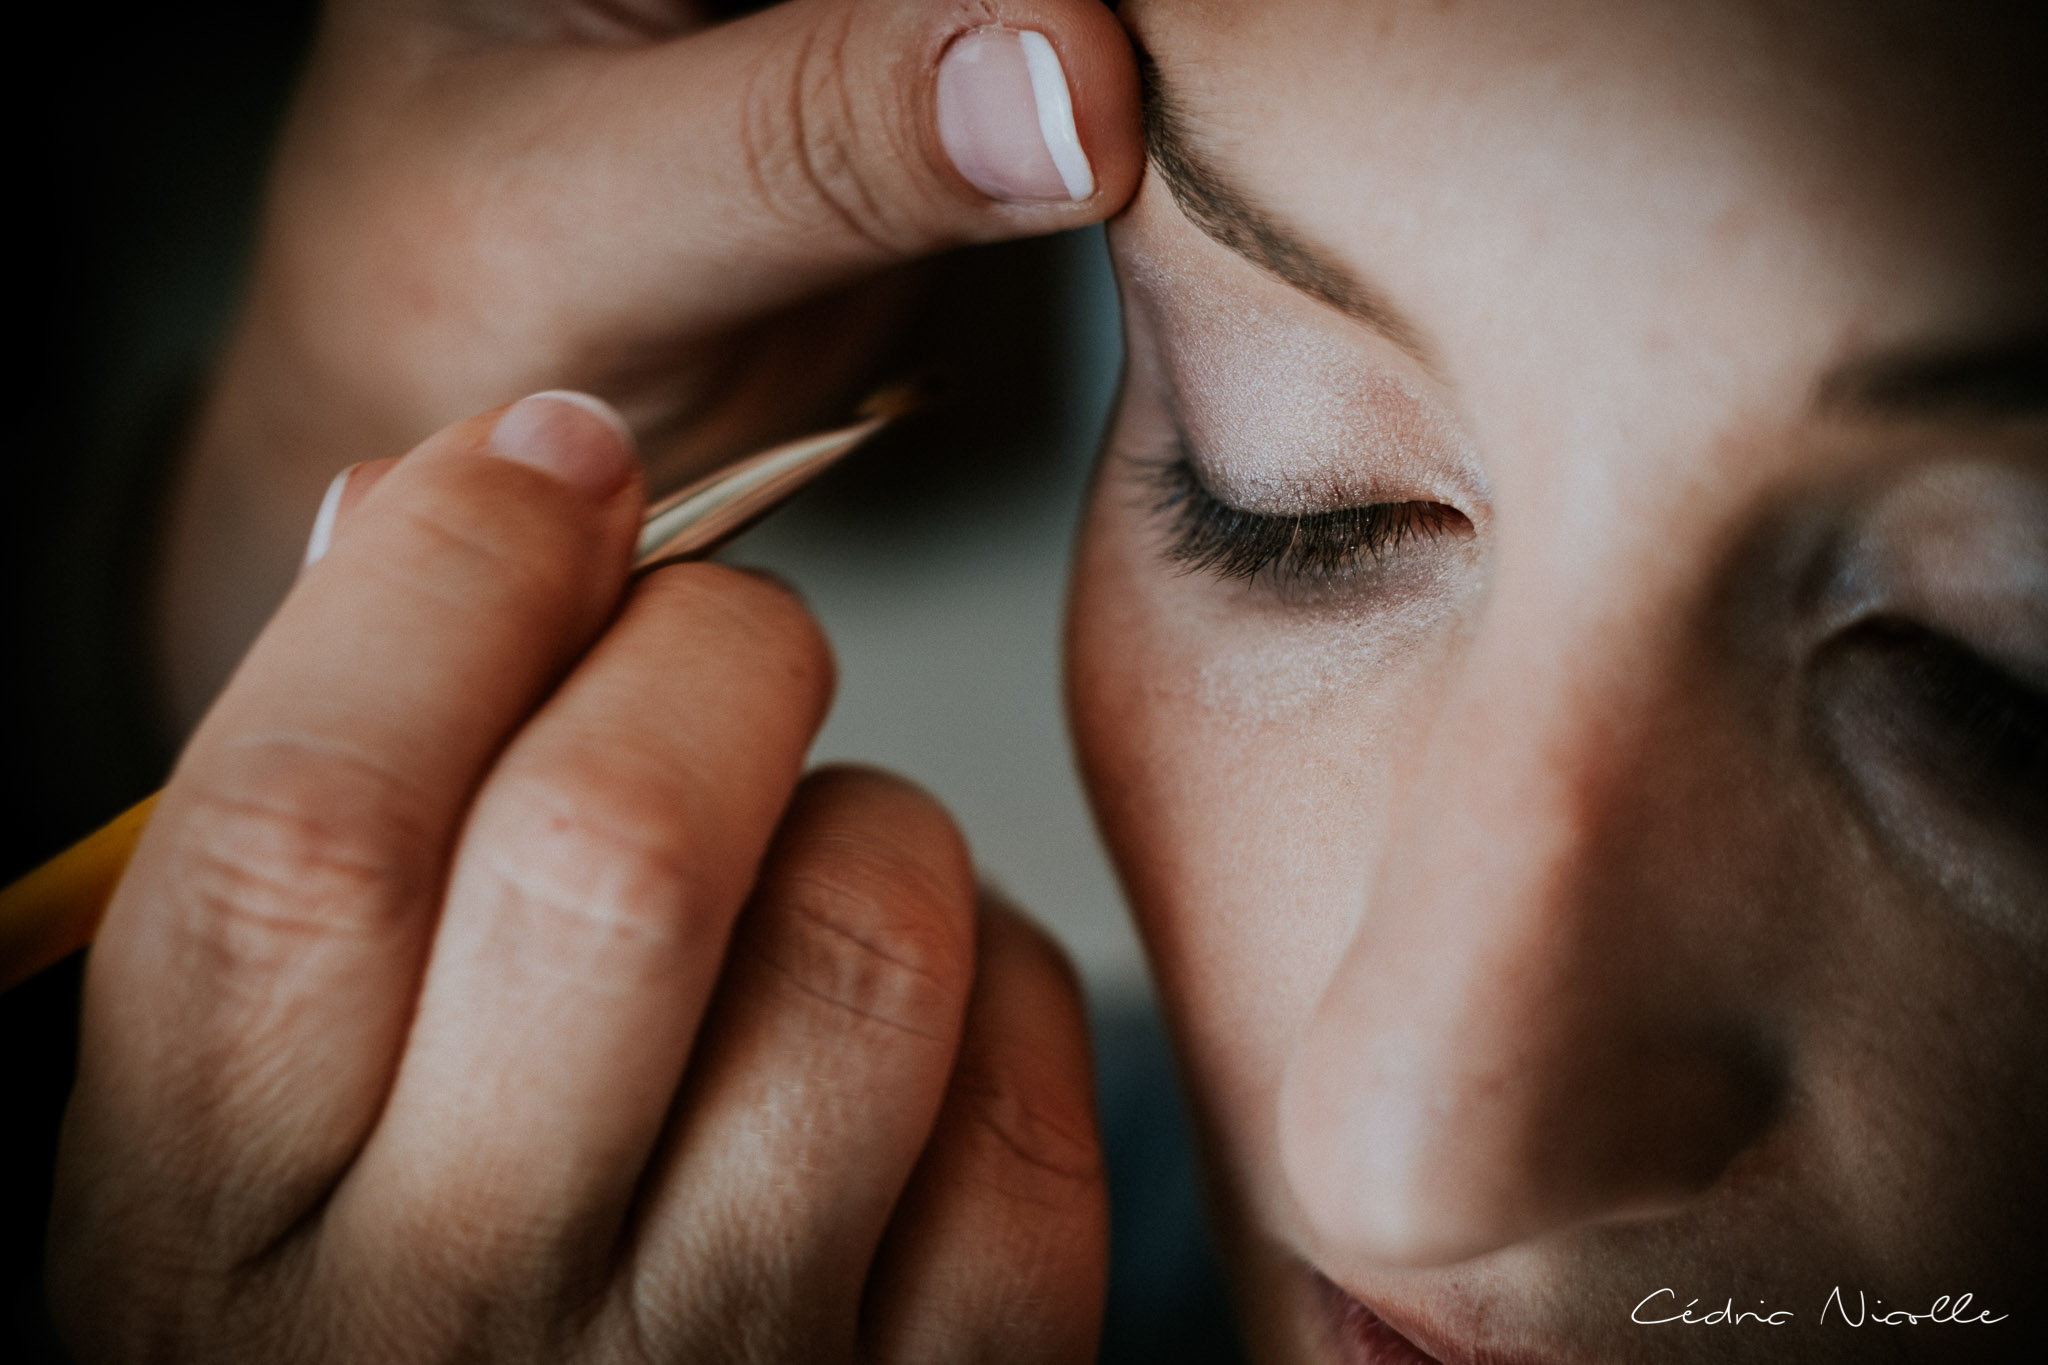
[1066,2,2048,1361]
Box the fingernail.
[937,28,1094,204]
[488,390,636,498]
[302,466,354,568]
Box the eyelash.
[1148,457,1463,583]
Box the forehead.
[1126,0,2045,166]
[1123,0,2048,352]
[1120,0,2047,543]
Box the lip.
[1319,1277,1443,1365]
[1313,1271,1551,1365]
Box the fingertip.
[932,7,1142,215]
[780,764,980,961]
[976,886,1088,1016]
[489,390,639,499]
[803,764,973,866]
[640,562,838,711]
[1054,2,1146,213]
[301,459,399,569]
[937,27,1083,203]
[301,466,352,570]
[522,389,637,449]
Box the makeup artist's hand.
[50,395,1107,1363]
[162,0,1142,729]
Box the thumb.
[504,0,1143,327]
[931,19,1117,206]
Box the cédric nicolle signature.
[1631,1287,2009,1328]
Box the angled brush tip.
[855,378,937,423]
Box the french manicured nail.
[937,27,1094,203]
[302,466,355,568]
[488,390,636,498]
[302,460,400,568]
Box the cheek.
[1067,479,1445,1216]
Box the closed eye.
[1813,615,2048,840]
[1149,457,1467,584]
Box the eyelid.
[1124,254,1490,517]
[1148,454,1467,584]
[1816,459,2048,686]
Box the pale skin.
[1069,0,2046,1361]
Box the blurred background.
[724,232,1147,999]
[5,0,1244,1359]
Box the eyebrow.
[1816,332,2048,422]
[1140,54,2046,430]
[1138,52,1438,371]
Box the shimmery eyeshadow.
[1121,230,1484,515]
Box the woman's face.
[1066,1,2047,1360]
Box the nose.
[1277,625,1784,1268]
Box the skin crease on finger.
[1066,1,2047,1363]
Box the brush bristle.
[855,378,934,422]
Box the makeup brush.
[0,388,921,993]
[636,382,919,568]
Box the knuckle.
[471,763,719,973]
[165,739,438,973]
[746,808,975,1043]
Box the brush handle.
[0,793,158,992]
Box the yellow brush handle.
[0,792,159,993]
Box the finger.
[58,393,642,1266]
[641,0,1142,312]
[300,457,397,569]
[374,0,1142,333]
[861,896,1109,1365]
[618,767,977,1361]
[327,566,836,1314]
